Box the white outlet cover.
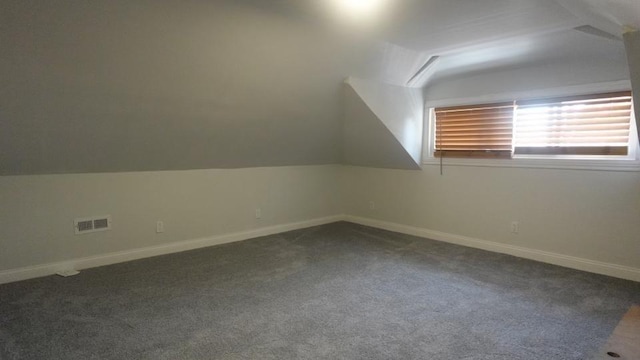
[511,221,519,234]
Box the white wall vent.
[74,215,112,235]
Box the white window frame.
[422,81,640,172]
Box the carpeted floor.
[1,222,639,359]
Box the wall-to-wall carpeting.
[1,222,638,359]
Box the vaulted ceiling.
[1,0,638,174]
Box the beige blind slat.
[435,102,514,157]
[434,150,512,158]
[513,92,632,156]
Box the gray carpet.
[1,222,639,360]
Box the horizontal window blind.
[513,91,633,156]
[434,102,514,158]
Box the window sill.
[421,157,640,172]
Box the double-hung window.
[431,91,636,164]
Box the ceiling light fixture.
[341,0,384,13]
[331,0,388,20]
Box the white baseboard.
[0,215,343,285]
[3,214,639,285]
[344,215,640,283]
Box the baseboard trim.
[0,215,343,285]
[344,215,640,282]
[3,214,639,285]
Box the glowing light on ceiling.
[330,0,388,22]
[341,0,385,13]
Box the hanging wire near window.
[436,119,444,176]
[438,112,444,175]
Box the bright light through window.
[514,94,633,154]
[431,91,634,160]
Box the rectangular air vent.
[77,220,93,232]
[93,218,109,230]
[74,215,112,235]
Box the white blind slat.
[513,92,632,155]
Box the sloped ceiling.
[343,82,421,170]
[343,77,423,169]
[0,1,352,174]
[556,0,640,37]
[1,0,638,175]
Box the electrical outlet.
[255,208,262,219]
[156,221,164,233]
[511,221,519,234]
[369,201,376,210]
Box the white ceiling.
[376,0,635,86]
[556,0,640,35]
[232,0,637,87]
[430,27,628,83]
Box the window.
[513,92,632,156]
[434,102,514,159]
[432,91,635,161]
